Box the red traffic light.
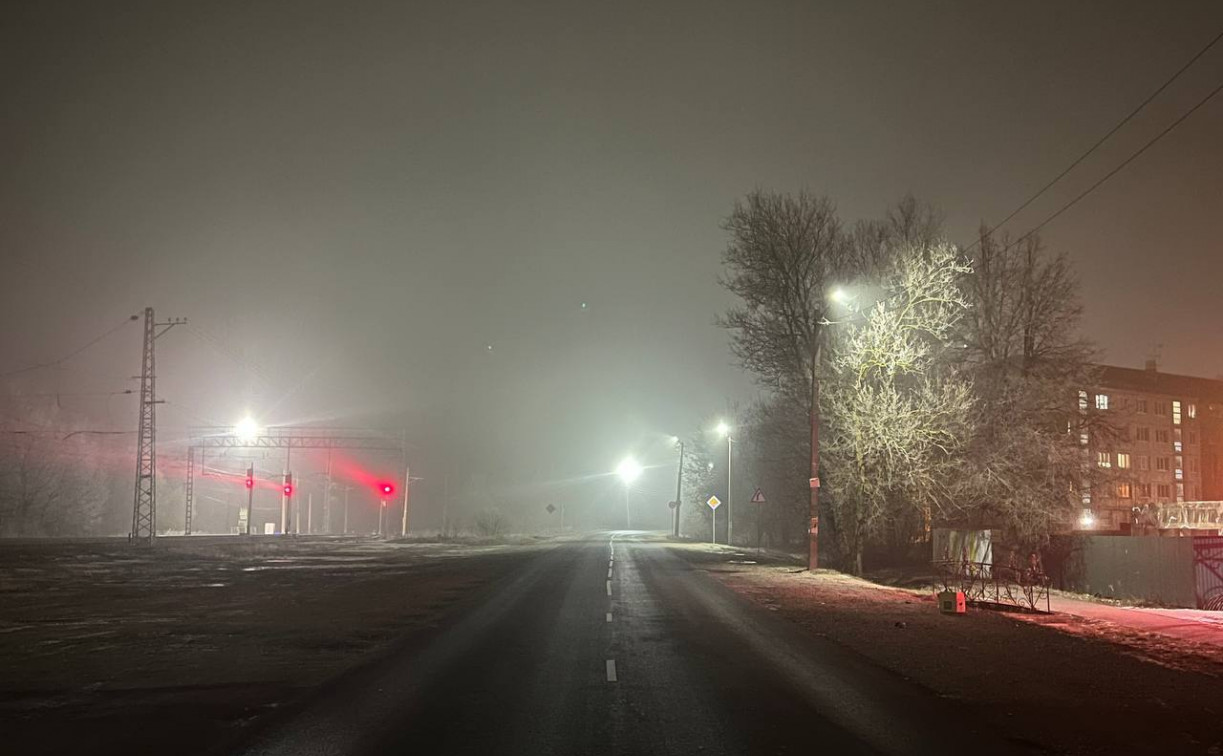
[378,483,394,496]
[283,484,294,497]
[245,476,255,489]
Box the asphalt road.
[231,533,1035,756]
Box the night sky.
[3,1,1222,526]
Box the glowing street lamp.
[616,456,642,529]
[235,416,259,443]
[616,457,643,484]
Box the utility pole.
[322,449,333,534]
[307,493,313,535]
[184,446,195,535]
[726,434,734,545]
[343,485,351,534]
[130,307,185,544]
[808,339,822,571]
[401,464,411,537]
[674,440,685,539]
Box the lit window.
[1096,394,1110,410]
[1079,432,1089,446]
[1137,455,1149,470]
[1135,427,1150,441]
[1175,441,1183,453]
[1117,482,1132,499]
[1173,400,1182,425]
[1117,453,1131,469]
[1078,390,1088,411]
[1097,451,1111,468]
[1187,403,1197,419]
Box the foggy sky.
[3,1,1223,529]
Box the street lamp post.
[717,422,733,545]
[673,438,684,539]
[808,287,850,570]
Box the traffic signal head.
[379,482,394,496]
[245,475,255,489]
[283,484,293,497]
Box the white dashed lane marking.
[605,659,617,682]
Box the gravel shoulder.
[669,542,1223,756]
[0,537,551,756]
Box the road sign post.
[751,488,765,550]
[706,495,721,544]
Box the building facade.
[1086,362,1223,534]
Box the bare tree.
[718,192,945,555]
[742,395,809,550]
[0,395,111,537]
[822,242,974,574]
[955,229,1104,542]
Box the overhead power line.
[1007,76,1223,249]
[968,26,1223,251]
[0,315,139,379]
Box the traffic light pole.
[245,466,254,536]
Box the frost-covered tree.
[822,243,974,574]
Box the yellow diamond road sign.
[706,495,721,510]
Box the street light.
[717,421,733,545]
[805,285,856,570]
[235,416,259,444]
[616,456,642,529]
[671,436,684,539]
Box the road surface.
[231,533,1035,755]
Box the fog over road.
[233,533,1030,756]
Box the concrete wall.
[1059,535,1198,608]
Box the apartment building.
[1085,362,1223,533]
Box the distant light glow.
[616,457,643,485]
[379,482,395,496]
[283,484,294,497]
[831,287,849,304]
[235,416,258,442]
[1079,510,1095,529]
[580,302,588,309]
[716,421,730,438]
